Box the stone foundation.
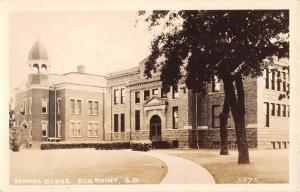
[188,128,257,148]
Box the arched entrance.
[149,115,162,142]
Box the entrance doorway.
[149,115,162,142]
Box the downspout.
[110,87,113,141]
[54,85,57,138]
[195,92,199,149]
[129,89,132,141]
[102,91,105,141]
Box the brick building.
[14,40,289,149]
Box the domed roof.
[28,40,48,60]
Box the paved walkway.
[133,151,215,184]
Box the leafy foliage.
[140,10,289,92]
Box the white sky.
[9,11,154,95]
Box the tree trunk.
[224,74,250,164]
[234,75,250,164]
[219,79,230,155]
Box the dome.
[28,40,48,60]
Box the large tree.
[139,10,289,164]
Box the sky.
[9,11,154,95]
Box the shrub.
[9,127,29,152]
[152,140,171,149]
[130,140,152,152]
[40,141,131,150]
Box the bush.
[152,140,171,149]
[9,127,29,152]
[40,141,131,150]
[130,140,152,152]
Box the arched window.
[41,64,47,73]
[33,64,39,73]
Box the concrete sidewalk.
[134,151,215,184]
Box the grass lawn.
[10,149,167,184]
[163,149,288,184]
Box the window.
[121,113,125,132]
[57,98,61,115]
[287,105,290,117]
[144,90,150,100]
[135,110,140,131]
[161,88,167,98]
[70,99,75,114]
[265,68,269,89]
[88,122,99,137]
[283,81,287,92]
[121,88,125,104]
[135,92,140,103]
[42,99,48,114]
[282,104,286,117]
[264,102,269,127]
[271,103,275,116]
[173,106,178,129]
[152,88,159,96]
[114,89,119,104]
[88,101,93,115]
[29,98,32,114]
[57,121,61,137]
[70,122,75,137]
[41,121,48,137]
[75,122,81,137]
[277,104,281,116]
[172,87,178,99]
[76,100,81,114]
[271,70,275,90]
[94,101,99,115]
[212,105,220,128]
[114,114,119,132]
[212,76,221,92]
[277,71,281,91]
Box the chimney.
[77,65,85,73]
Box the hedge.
[40,141,130,150]
[130,140,152,152]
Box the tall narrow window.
[120,113,125,132]
[120,88,125,104]
[271,103,275,116]
[114,89,119,104]
[88,123,92,137]
[42,99,48,114]
[172,87,178,99]
[76,122,81,137]
[161,88,167,98]
[21,100,27,115]
[212,76,221,92]
[70,122,75,137]
[135,110,140,131]
[57,121,61,137]
[88,101,93,115]
[114,114,119,132]
[93,123,99,137]
[144,90,150,101]
[29,98,32,114]
[152,88,159,96]
[57,98,61,115]
[70,99,75,114]
[76,100,81,114]
[265,68,269,89]
[277,71,281,91]
[212,105,220,128]
[287,105,290,117]
[282,104,287,117]
[94,101,99,115]
[264,102,269,127]
[41,121,48,137]
[135,91,140,103]
[277,104,281,116]
[173,106,178,129]
[271,70,275,90]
